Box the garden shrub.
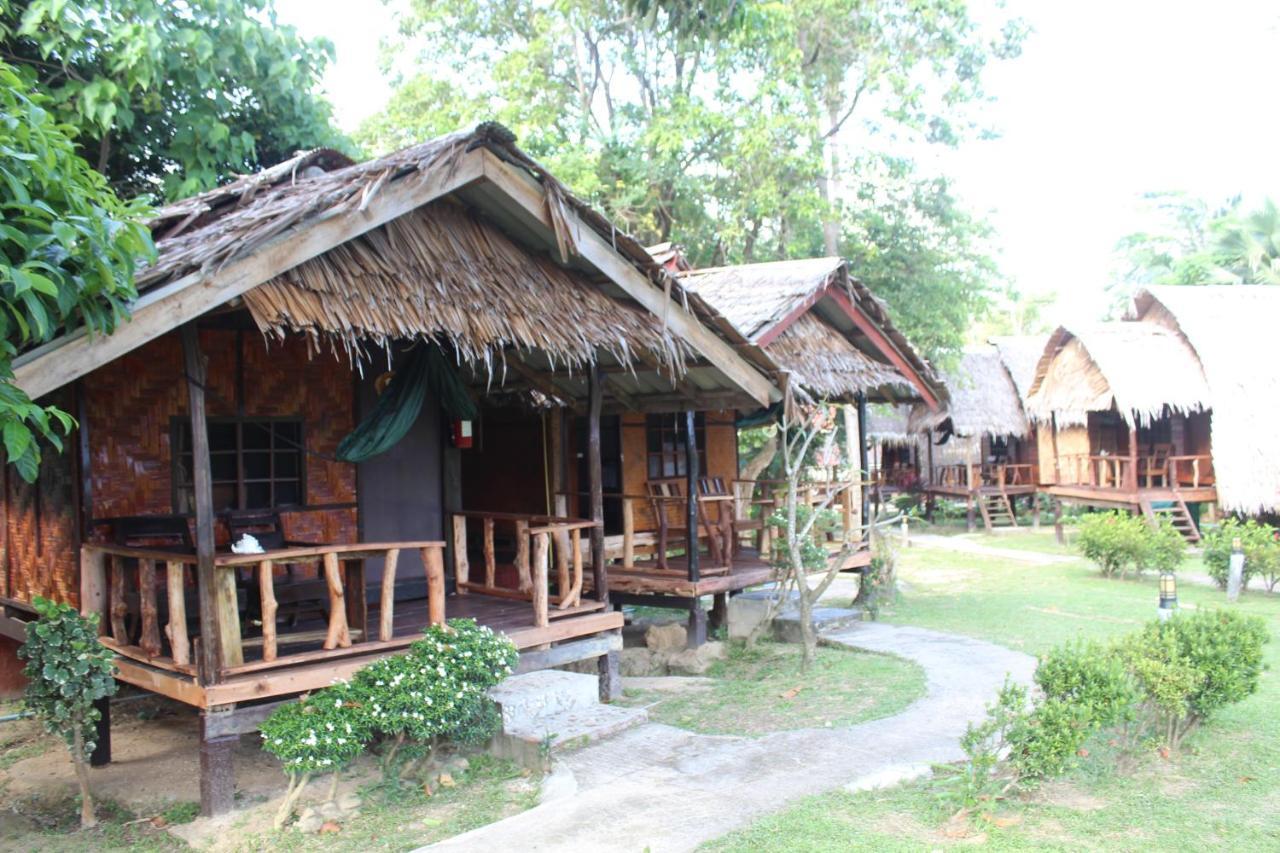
[1076,511,1151,577]
[260,618,518,826]
[18,597,118,829]
[1201,518,1279,592]
[943,610,1268,807]
[1135,519,1186,574]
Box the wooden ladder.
[977,492,1018,532]
[1140,497,1201,542]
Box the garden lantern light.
[1158,570,1178,619]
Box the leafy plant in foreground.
[18,596,117,828]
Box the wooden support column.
[181,324,225,682]
[1127,423,1139,492]
[587,365,607,604]
[856,393,869,539]
[1050,414,1062,485]
[90,697,111,767]
[199,707,237,817]
[597,633,621,703]
[684,409,700,584]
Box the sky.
[274,0,1280,326]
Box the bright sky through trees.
[276,0,1280,325]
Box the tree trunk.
[71,728,96,829]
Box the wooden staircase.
[1140,497,1200,542]
[977,492,1018,533]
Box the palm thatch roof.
[990,334,1050,407]
[1025,323,1210,427]
[675,257,943,406]
[14,124,779,410]
[866,404,915,447]
[1131,285,1280,514]
[910,346,1029,439]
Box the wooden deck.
[606,551,778,598]
[1046,484,1217,507]
[109,590,621,708]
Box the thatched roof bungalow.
[675,257,944,407]
[1130,285,1280,515]
[1,124,787,813]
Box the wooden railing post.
[563,527,584,609]
[258,560,278,663]
[109,555,128,644]
[379,548,400,641]
[452,515,469,595]
[138,559,162,658]
[79,546,107,631]
[531,533,550,628]
[482,518,495,588]
[423,546,446,627]
[165,560,190,666]
[322,552,351,649]
[213,567,244,668]
[622,497,635,569]
[514,519,531,592]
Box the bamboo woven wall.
[83,328,357,546]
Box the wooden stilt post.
[90,697,111,767]
[684,409,700,584]
[587,365,607,604]
[199,707,237,817]
[856,393,869,539]
[1127,423,1139,492]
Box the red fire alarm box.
[451,419,474,449]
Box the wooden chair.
[722,478,775,555]
[696,477,739,560]
[1142,443,1173,488]
[644,478,729,572]
[227,510,328,627]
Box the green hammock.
[336,344,478,463]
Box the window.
[645,413,706,479]
[173,418,304,513]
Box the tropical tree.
[0,61,152,481]
[0,0,344,199]
[364,0,1024,361]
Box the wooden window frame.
[644,413,707,480]
[171,416,306,513]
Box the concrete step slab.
[493,704,648,768]
[489,670,600,731]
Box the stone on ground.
[645,622,688,652]
[666,641,726,676]
[620,646,664,676]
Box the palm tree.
[1210,199,1280,285]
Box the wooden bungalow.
[1026,322,1214,539]
[1130,285,1280,518]
[641,257,945,614]
[0,124,782,813]
[911,345,1040,531]
[866,404,924,502]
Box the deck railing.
[1055,453,1212,491]
[81,540,447,679]
[448,511,597,628]
[931,462,1037,491]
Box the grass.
[619,640,926,736]
[707,529,1280,851]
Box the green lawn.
[708,532,1280,851]
[619,641,926,737]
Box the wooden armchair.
[1142,443,1173,488]
[645,478,731,572]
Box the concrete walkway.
[425,623,1035,852]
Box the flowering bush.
[1077,511,1184,578]
[260,618,518,825]
[18,597,117,828]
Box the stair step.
[504,703,648,749]
[488,671,601,731]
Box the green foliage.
[1076,511,1181,578]
[1202,517,1280,592]
[942,611,1268,808]
[0,0,344,199]
[767,503,839,572]
[18,597,117,761]
[365,0,1026,361]
[260,619,517,783]
[0,61,153,481]
[259,682,374,777]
